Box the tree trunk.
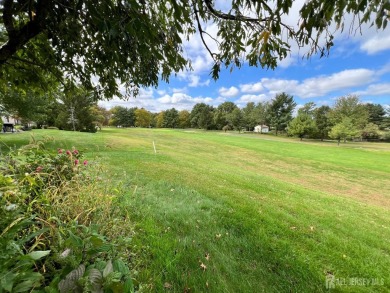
[0,0,49,65]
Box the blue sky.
[99,1,390,113]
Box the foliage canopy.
[1,0,389,100]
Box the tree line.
[106,93,389,142]
[18,89,389,143]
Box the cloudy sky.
[99,1,390,113]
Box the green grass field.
[1,128,390,292]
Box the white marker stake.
[153,140,156,154]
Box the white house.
[254,125,269,133]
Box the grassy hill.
[2,128,390,292]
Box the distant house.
[254,125,269,133]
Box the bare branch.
[193,3,217,61]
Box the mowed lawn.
[2,128,390,292]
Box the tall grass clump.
[0,137,135,292]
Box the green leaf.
[27,250,51,260]
[89,243,112,254]
[18,272,43,282]
[13,280,37,292]
[66,232,83,248]
[0,272,16,291]
[103,260,113,278]
[89,235,104,248]
[123,278,134,293]
[113,259,130,275]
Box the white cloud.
[360,34,390,54]
[188,75,200,87]
[236,94,270,105]
[172,87,187,93]
[295,69,376,98]
[353,83,390,96]
[98,87,156,110]
[261,78,299,94]
[238,67,382,99]
[219,86,239,97]
[156,93,214,111]
[239,82,263,93]
[188,74,211,87]
[259,68,377,98]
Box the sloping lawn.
[2,128,390,292]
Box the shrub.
[222,125,231,132]
[0,139,134,292]
[380,131,390,142]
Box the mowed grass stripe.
[97,129,390,292]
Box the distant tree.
[313,105,332,141]
[267,93,296,135]
[163,108,179,128]
[242,102,257,131]
[364,103,386,129]
[54,85,96,132]
[288,113,316,140]
[110,106,136,127]
[156,112,165,128]
[254,102,269,126]
[361,123,380,139]
[135,108,152,127]
[384,107,390,130]
[178,110,191,128]
[227,108,244,132]
[34,100,61,128]
[150,113,158,128]
[90,106,110,129]
[190,103,215,130]
[329,95,369,129]
[328,117,359,145]
[298,102,316,116]
[214,102,238,129]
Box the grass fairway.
[2,128,390,292]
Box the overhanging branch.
[193,4,217,61]
[0,20,42,65]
